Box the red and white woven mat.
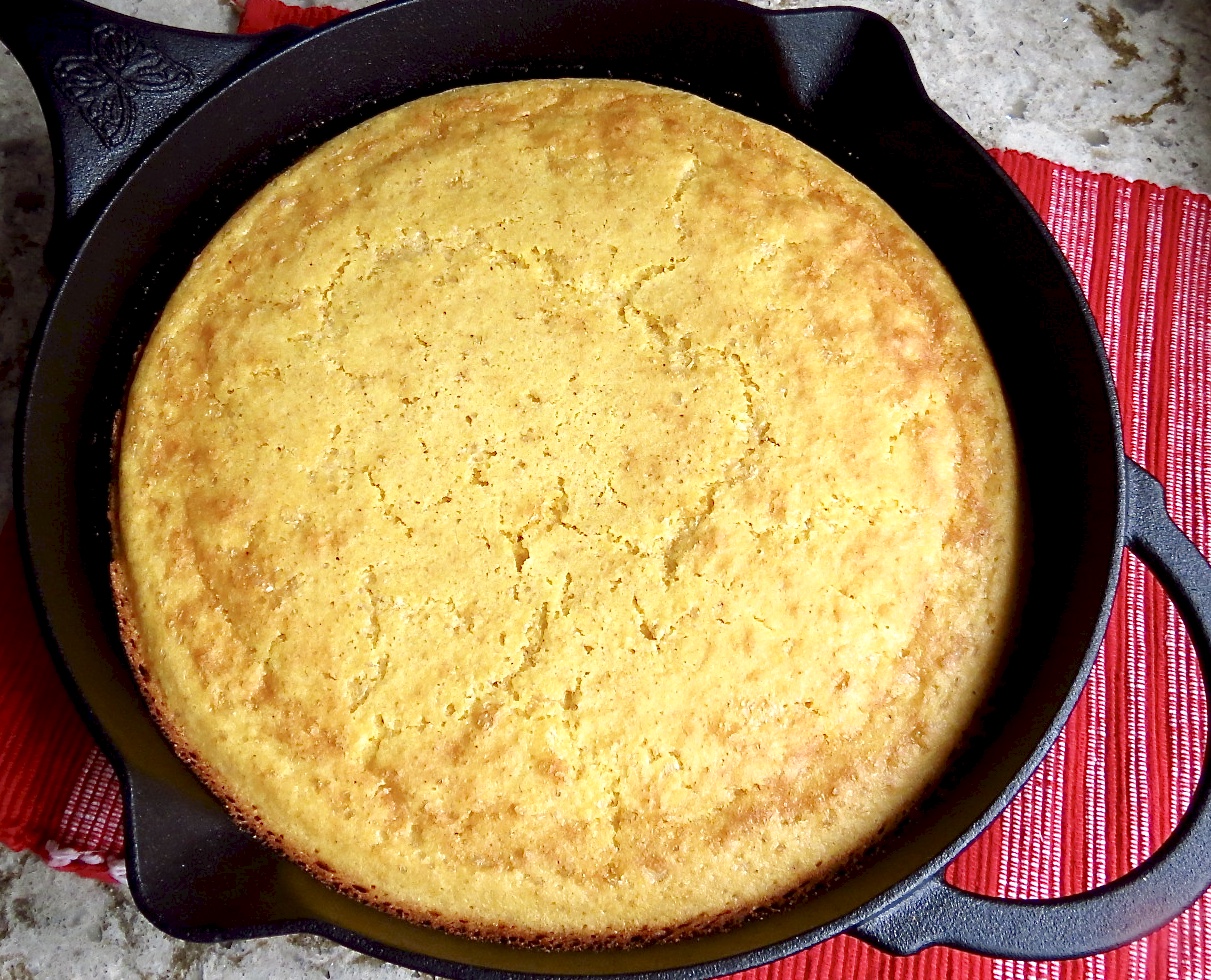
[2,2,1209,975]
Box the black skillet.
[6,0,1211,973]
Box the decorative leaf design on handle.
[53,25,194,148]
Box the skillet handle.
[0,0,303,273]
[851,459,1211,959]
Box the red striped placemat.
[237,0,347,32]
[1,4,1207,972]
[0,515,125,885]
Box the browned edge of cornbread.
[110,523,1016,949]
[105,75,1027,951]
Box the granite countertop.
[1,0,1208,976]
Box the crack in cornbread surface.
[112,78,1023,946]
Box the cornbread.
[111,78,1023,947]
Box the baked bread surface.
[113,78,1023,946]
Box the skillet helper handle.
[0,0,302,272]
[852,459,1211,959]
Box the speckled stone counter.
[1,1,1208,976]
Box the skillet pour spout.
[7,0,1211,973]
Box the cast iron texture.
[5,0,1211,973]
[0,0,303,273]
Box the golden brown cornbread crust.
[111,79,1023,947]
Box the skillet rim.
[14,0,1127,973]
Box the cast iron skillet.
[6,0,1211,973]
